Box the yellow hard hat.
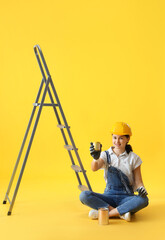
[110,122,132,136]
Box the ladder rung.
[71,165,86,172]
[57,124,70,129]
[33,103,58,107]
[64,145,78,151]
[78,185,89,191]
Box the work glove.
[136,186,148,197]
[90,142,102,160]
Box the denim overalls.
[104,151,134,195]
[79,150,149,215]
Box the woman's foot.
[119,212,131,221]
[88,209,98,219]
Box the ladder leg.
[3,79,45,204]
[34,47,84,187]
[7,78,50,215]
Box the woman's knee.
[137,195,149,208]
[144,196,149,207]
[79,191,92,204]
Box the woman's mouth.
[115,144,121,147]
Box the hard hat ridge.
[110,122,132,136]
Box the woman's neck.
[112,147,125,157]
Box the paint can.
[98,207,109,225]
[93,142,101,151]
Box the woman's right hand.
[90,142,102,160]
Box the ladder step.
[64,145,78,151]
[57,124,70,129]
[71,165,86,172]
[78,185,89,191]
[33,103,58,107]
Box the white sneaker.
[88,209,99,219]
[119,212,131,222]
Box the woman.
[79,122,149,221]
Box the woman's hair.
[125,135,133,154]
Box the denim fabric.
[79,151,149,215]
[105,150,134,195]
[79,190,149,215]
[105,166,134,195]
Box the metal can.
[98,207,109,225]
[93,142,101,151]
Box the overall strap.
[105,151,111,165]
[118,170,132,194]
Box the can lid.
[99,207,109,211]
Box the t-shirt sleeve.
[133,154,142,170]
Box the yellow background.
[0,0,165,239]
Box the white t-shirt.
[99,147,142,190]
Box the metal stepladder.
[3,45,92,215]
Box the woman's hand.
[136,186,148,197]
[133,166,148,197]
[89,142,102,160]
[90,142,104,171]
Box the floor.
[0,178,164,240]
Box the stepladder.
[3,45,92,215]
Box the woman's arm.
[91,158,105,171]
[133,165,144,189]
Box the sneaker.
[119,212,131,222]
[88,209,99,219]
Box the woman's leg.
[79,191,132,218]
[79,191,117,210]
[79,191,148,218]
[108,195,149,218]
[116,195,149,216]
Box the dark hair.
[125,135,133,154]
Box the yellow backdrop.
[1,1,165,240]
[0,0,165,206]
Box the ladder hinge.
[33,103,58,107]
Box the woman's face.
[112,134,129,150]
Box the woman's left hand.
[136,186,148,197]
